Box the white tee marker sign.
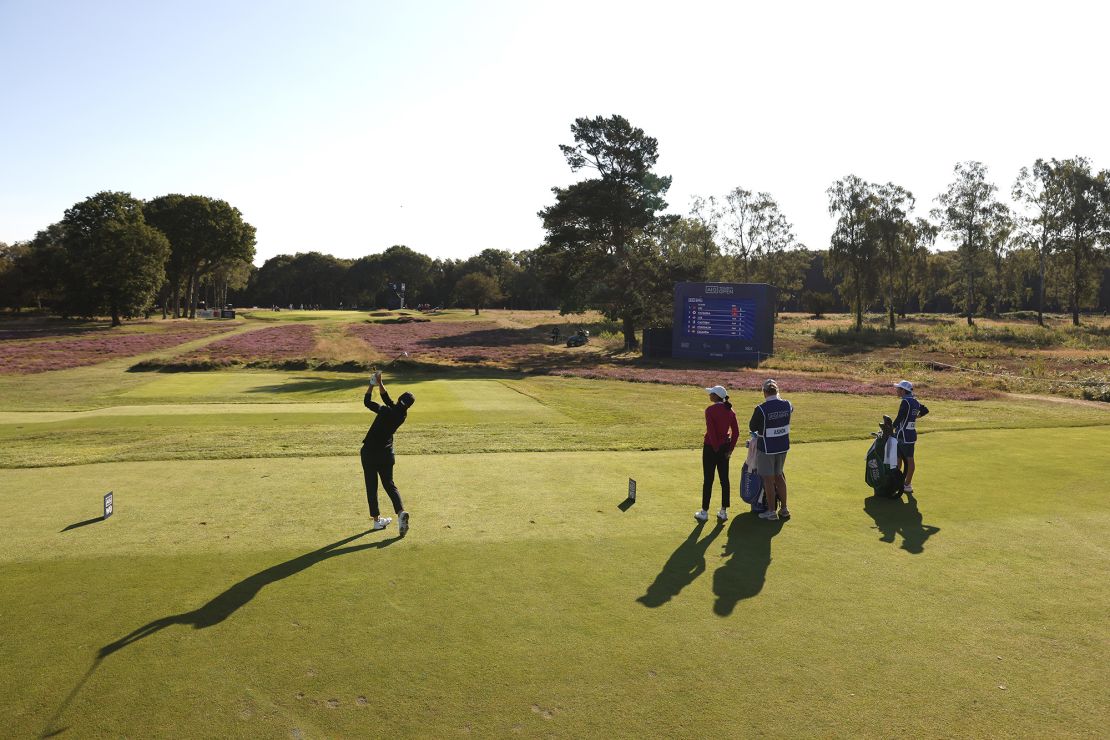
[103,491,114,519]
[628,478,637,501]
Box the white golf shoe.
[372,516,392,531]
[399,511,410,536]
[694,510,709,523]
[717,509,728,522]
[758,510,779,521]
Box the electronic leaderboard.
[671,282,776,362]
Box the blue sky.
[2,0,1107,264]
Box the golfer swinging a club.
[362,370,414,534]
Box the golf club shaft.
[370,353,407,384]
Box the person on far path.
[696,385,740,524]
[749,379,793,521]
[362,371,415,534]
[893,380,929,494]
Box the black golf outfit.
[362,386,408,518]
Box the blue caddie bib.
[897,396,921,443]
[758,398,792,454]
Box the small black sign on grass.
[103,491,114,519]
[619,479,637,512]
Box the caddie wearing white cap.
[695,384,740,523]
[893,380,929,494]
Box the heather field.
[0,319,236,374]
[110,308,1110,402]
[0,309,1107,738]
[181,323,319,364]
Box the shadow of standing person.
[99,529,400,658]
[42,530,400,739]
[863,493,940,554]
[712,511,784,616]
[637,521,725,608]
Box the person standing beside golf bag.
[362,371,414,534]
[893,380,929,494]
[696,385,740,524]
[749,379,792,521]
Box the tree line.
[538,116,1110,346]
[2,116,1108,336]
[0,191,255,325]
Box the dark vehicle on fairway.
[566,329,590,348]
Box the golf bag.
[865,419,904,498]
[739,462,769,513]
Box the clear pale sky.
[2,0,1107,265]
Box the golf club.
[369,352,409,385]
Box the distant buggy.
[565,330,590,348]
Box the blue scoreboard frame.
[671,282,776,362]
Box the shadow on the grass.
[863,493,940,554]
[42,530,399,738]
[637,521,725,608]
[712,512,784,616]
[246,376,371,395]
[99,529,399,657]
[60,516,104,532]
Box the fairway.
[1,337,1108,737]
[2,409,1109,736]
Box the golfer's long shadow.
[42,530,398,738]
[712,512,784,616]
[99,529,399,658]
[863,493,940,554]
[637,521,724,607]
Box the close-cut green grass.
[1,328,1107,736]
[1,372,1107,467]
[1,428,1107,737]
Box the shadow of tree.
[712,512,784,616]
[245,376,372,395]
[637,521,724,608]
[863,493,941,554]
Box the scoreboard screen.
[682,297,757,340]
[672,283,775,362]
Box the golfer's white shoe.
[902,484,914,493]
[778,507,791,520]
[758,510,779,521]
[694,509,709,523]
[717,508,728,522]
[399,511,410,536]
[372,517,392,531]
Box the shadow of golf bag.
[865,416,905,499]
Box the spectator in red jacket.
[697,385,740,524]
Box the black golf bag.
[865,416,904,498]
